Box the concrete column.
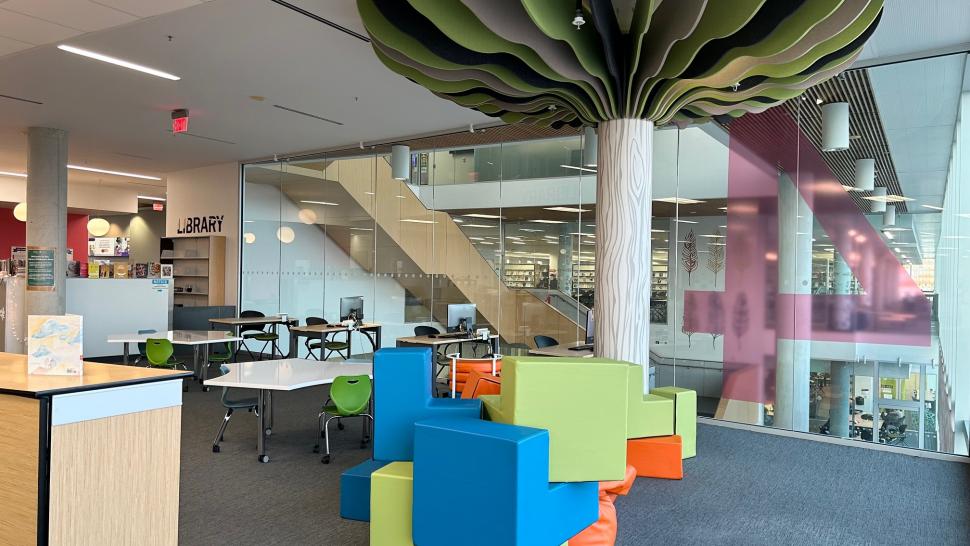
[593,119,652,387]
[774,173,811,431]
[829,254,853,437]
[25,127,68,316]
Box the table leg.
[257,390,269,463]
[375,327,382,352]
[267,391,274,434]
[201,344,210,392]
[347,329,353,359]
[123,342,130,365]
[193,345,200,387]
[491,336,499,355]
[289,331,298,359]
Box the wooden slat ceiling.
[783,68,907,212]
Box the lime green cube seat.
[625,362,675,439]
[651,386,697,459]
[370,462,414,546]
[479,356,629,483]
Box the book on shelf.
[113,263,129,279]
[134,263,148,278]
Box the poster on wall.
[26,246,55,292]
[88,237,130,257]
[10,246,26,276]
[27,314,83,376]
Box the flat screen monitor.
[447,303,476,333]
[585,309,594,345]
[340,296,364,321]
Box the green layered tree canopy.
[358,0,883,127]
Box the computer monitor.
[585,309,594,345]
[340,296,364,322]
[447,303,476,333]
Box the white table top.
[106,330,243,345]
[528,341,594,358]
[209,316,290,326]
[203,358,373,391]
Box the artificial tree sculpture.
[357,0,884,366]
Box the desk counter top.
[0,352,191,397]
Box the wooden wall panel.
[0,394,40,545]
[48,406,181,546]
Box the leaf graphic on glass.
[708,292,724,349]
[732,293,749,342]
[706,229,725,287]
[681,229,698,286]
[682,291,696,348]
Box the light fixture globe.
[244,232,256,244]
[87,217,110,237]
[13,202,26,222]
[276,226,295,244]
[297,208,318,224]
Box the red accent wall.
[0,207,89,263]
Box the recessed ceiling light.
[57,44,180,81]
[544,206,590,213]
[67,164,161,180]
[654,197,705,204]
[137,195,166,201]
[365,191,376,195]
[463,224,495,228]
[529,219,567,224]
[464,213,503,219]
[674,219,698,224]
[400,219,436,224]
[249,95,266,101]
[862,194,913,203]
[350,227,373,231]
[921,204,944,211]
[815,97,824,105]
[0,170,27,178]
[519,228,544,232]
[559,164,597,173]
[453,218,464,223]
[300,200,339,206]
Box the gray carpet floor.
[176,380,970,546]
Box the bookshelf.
[160,236,226,307]
[503,258,549,288]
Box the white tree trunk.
[593,119,653,370]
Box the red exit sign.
[153,202,164,212]
[171,108,189,134]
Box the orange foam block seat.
[569,464,637,546]
[461,370,502,399]
[449,357,502,396]
[626,436,683,480]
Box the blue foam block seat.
[373,347,481,462]
[412,417,599,546]
[340,458,389,521]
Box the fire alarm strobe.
[171,108,189,134]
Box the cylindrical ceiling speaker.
[883,204,896,228]
[391,145,410,181]
[870,187,887,213]
[854,158,875,191]
[582,126,597,167]
[821,102,849,151]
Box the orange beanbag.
[627,435,683,480]
[460,369,502,399]
[568,464,637,546]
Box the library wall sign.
[176,215,224,234]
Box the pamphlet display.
[88,237,130,257]
[27,314,83,376]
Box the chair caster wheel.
[321,455,331,464]
[258,455,270,463]
[312,445,320,453]
[337,422,345,431]
[202,387,210,392]
[212,445,220,453]
[264,428,272,437]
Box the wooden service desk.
[0,352,191,545]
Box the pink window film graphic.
[683,108,931,405]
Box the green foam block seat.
[480,356,629,483]
[625,362,674,439]
[370,461,414,546]
[651,386,697,459]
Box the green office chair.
[204,332,235,387]
[134,328,157,365]
[305,316,350,361]
[145,338,186,370]
[313,375,373,464]
[211,365,259,453]
[238,310,280,360]
[534,335,559,348]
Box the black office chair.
[238,310,280,360]
[212,365,259,453]
[305,316,350,361]
[534,335,559,349]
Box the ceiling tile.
[2,0,137,33]
[0,8,80,44]
[89,0,203,18]
[0,34,31,56]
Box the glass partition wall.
[240,53,968,456]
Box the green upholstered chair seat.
[208,352,232,363]
[248,333,279,342]
[149,358,183,369]
[308,340,350,351]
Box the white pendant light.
[882,204,896,228]
[821,102,849,151]
[276,226,295,244]
[854,158,875,191]
[391,145,410,180]
[297,208,317,224]
[243,232,256,244]
[582,126,597,167]
[13,202,27,222]
[87,217,110,236]
[870,187,887,213]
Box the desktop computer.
[340,296,364,322]
[569,309,595,351]
[447,303,476,334]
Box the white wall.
[165,162,239,306]
[102,209,166,264]
[0,176,138,214]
